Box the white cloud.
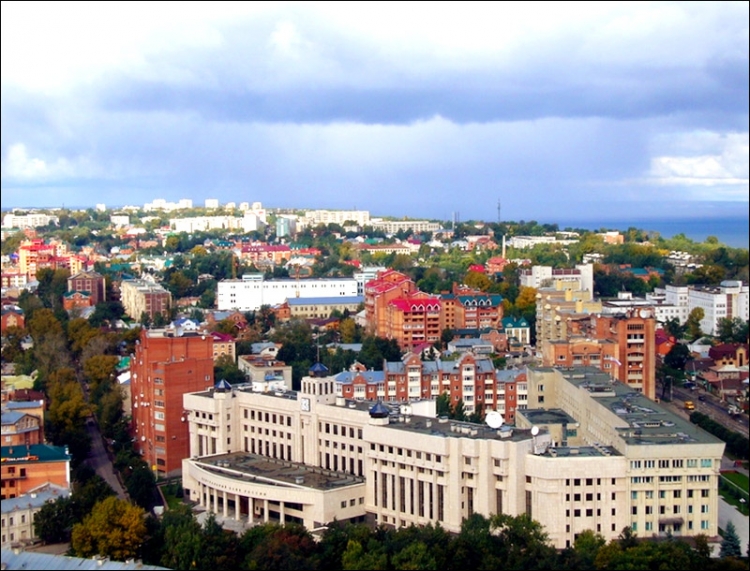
[1,142,99,182]
[647,132,749,193]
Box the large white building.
[182,366,724,549]
[217,274,359,311]
[303,210,371,227]
[2,212,59,229]
[170,214,265,234]
[688,281,749,336]
[652,281,749,335]
[520,264,594,296]
[369,219,442,234]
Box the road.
[84,419,128,500]
[660,382,748,438]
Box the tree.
[214,354,246,385]
[436,393,451,417]
[464,271,491,292]
[686,307,704,340]
[664,343,691,372]
[664,317,686,340]
[71,497,147,561]
[717,317,750,344]
[34,496,75,544]
[720,521,742,558]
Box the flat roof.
[192,452,364,491]
[521,408,578,426]
[556,367,724,447]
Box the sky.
[1,1,748,224]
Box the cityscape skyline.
[2,2,748,223]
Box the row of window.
[630,458,712,469]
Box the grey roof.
[1,484,70,513]
[251,342,277,353]
[0,549,169,570]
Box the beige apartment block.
[182,366,724,548]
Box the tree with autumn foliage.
[71,496,147,561]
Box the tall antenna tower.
[497,199,501,224]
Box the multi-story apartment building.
[688,280,749,336]
[302,209,371,227]
[130,328,214,477]
[1,410,43,447]
[384,292,443,351]
[17,239,87,279]
[238,244,293,266]
[67,270,106,306]
[369,219,442,234]
[535,284,603,347]
[441,285,503,331]
[120,279,172,321]
[181,366,723,548]
[520,264,594,295]
[335,353,515,418]
[364,270,417,337]
[542,308,656,400]
[218,274,359,312]
[0,444,71,500]
[2,212,59,229]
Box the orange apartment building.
[0,444,71,500]
[17,239,88,280]
[542,309,656,400]
[385,292,443,351]
[364,270,417,337]
[130,328,214,477]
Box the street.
[84,418,128,500]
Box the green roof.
[1,444,71,462]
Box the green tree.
[686,307,704,340]
[71,497,147,561]
[436,393,451,417]
[664,343,692,372]
[720,520,742,558]
[33,496,75,544]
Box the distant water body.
[556,217,748,249]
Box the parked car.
[698,395,706,401]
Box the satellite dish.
[639,308,651,319]
[531,425,540,436]
[486,410,503,429]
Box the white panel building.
[688,280,749,336]
[217,274,359,311]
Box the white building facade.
[182,366,724,549]
[217,274,359,311]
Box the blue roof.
[334,370,385,384]
[215,379,232,391]
[1,411,25,424]
[369,401,390,418]
[4,401,42,410]
[1,444,71,462]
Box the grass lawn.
[159,481,185,510]
[722,470,749,491]
[719,471,749,516]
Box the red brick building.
[0,306,24,333]
[67,270,106,306]
[364,270,417,337]
[130,328,214,477]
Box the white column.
[235,493,241,521]
[263,499,269,522]
[223,491,228,518]
[279,502,285,525]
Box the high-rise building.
[130,328,214,477]
[67,270,106,306]
[120,279,171,321]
